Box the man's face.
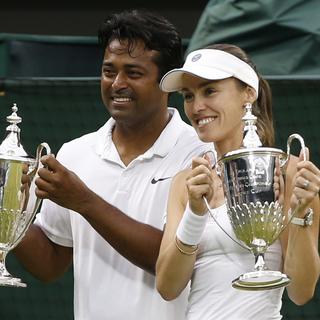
[100,39,167,127]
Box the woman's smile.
[197,116,217,128]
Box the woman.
[156,44,320,319]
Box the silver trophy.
[0,104,50,287]
[210,103,306,291]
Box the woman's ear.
[244,86,257,104]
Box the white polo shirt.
[35,108,213,320]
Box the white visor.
[160,49,259,97]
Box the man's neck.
[112,111,171,166]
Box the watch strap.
[289,208,313,227]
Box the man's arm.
[13,224,73,282]
[35,155,163,275]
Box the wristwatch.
[290,208,314,227]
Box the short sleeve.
[34,199,73,247]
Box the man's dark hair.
[98,9,183,81]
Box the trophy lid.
[242,102,262,149]
[0,104,31,161]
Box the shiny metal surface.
[0,158,36,251]
[216,138,305,290]
[220,150,287,252]
[0,105,51,287]
[212,104,306,290]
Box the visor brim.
[160,66,232,92]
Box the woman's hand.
[290,148,320,214]
[186,154,214,215]
[285,147,320,305]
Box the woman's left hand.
[290,148,320,212]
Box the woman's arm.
[282,150,320,305]
[156,171,196,300]
[156,156,213,300]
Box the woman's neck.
[215,138,243,159]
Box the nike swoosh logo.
[151,177,172,184]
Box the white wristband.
[176,204,209,246]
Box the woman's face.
[181,75,250,151]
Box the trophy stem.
[0,250,26,287]
[254,253,266,271]
[0,251,10,277]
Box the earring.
[244,102,252,112]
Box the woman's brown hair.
[205,43,274,147]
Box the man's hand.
[35,155,92,212]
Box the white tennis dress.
[187,203,284,320]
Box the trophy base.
[232,270,290,291]
[0,276,26,288]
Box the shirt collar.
[94,107,186,162]
[149,107,186,157]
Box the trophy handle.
[278,134,306,169]
[35,142,52,169]
[215,161,222,177]
[274,134,307,237]
[205,159,250,251]
[285,133,306,162]
[13,142,51,247]
[286,133,307,223]
[203,196,251,251]
[26,142,52,176]
[33,142,52,213]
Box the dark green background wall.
[0,1,208,39]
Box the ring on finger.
[303,179,310,190]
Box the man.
[14,9,211,320]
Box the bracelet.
[175,236,199,255]
[176,203,209,246]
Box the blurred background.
[0,0,319,319]
[0,0,206,39]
